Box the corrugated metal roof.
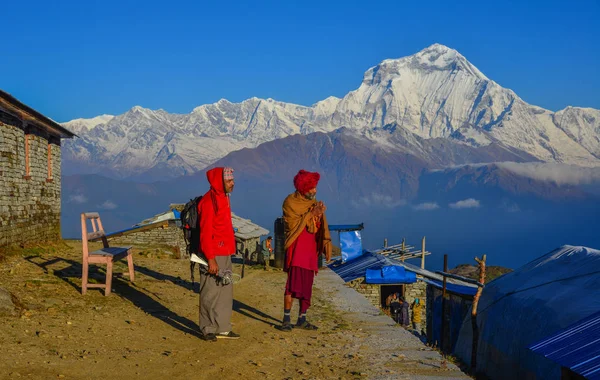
[231,212,269,240]
[127,209,268,240]
[327,252,391,282]
[389,260,478,292]
[329,224,364,231]
[328,251,479,293]
[529,310,600,380]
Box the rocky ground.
[0,241,470,379]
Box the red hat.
[293,170,320,194]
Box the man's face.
[224,179,235,193]
[304,187,317,200]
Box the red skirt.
[284,266,315,303]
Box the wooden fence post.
[421,236,426,269]
[471,254,487,371]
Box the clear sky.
[2,0,599,122]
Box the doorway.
[380,285,404,308]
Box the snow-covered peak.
[61,114,114,134]
[313,96,341,115]
[123,105,166,120]
[62,43,600,180]
[414,44,487,79]
[129,105,151,113]
[363,44,488,85]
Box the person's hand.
[310,205,321,217]
[208,258,219,275]
[311,201,326,217]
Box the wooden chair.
[81,212,135,296]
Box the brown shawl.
[282,192,332,262]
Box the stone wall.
[238,237,261,261]
[348,278,381,308]
[404,280,427,325]
[108,221,186,257]
[346,278,427,324]
[107,221,259,260]
[0,120,62,246]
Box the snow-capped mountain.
[62,114,114,135]
[61,44,600,180]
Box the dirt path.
[0,242,469,379]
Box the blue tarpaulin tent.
[455,245,600,380]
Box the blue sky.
[2,0,599,121]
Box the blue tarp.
[340,230,363,263]
[454,245,600,380]
[365,265,417,284]
[422,278,478,296]
[529,310,600,380]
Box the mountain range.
[60,44,600,269]
[61,44,600,181]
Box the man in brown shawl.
[280,170,332,331]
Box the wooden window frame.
[46,143,53,182]
[23,134,31,180]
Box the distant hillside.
[449,264,512,282]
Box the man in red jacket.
[197,166,239,342]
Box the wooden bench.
[81,212,135,296]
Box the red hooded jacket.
[198,167,236,259]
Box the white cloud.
[435,162,600,186]
[412,202,440,211]
[449,198,481,209]
[69,194,87,204]
[98,200,117,210]
[496,162,600,186]
[351,193,407,209]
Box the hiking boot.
[216,331,240,340]
[295,321,318,330]
[200,332,217,342]
[279,321,293,332]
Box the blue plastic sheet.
[340,230,363,263]
[365,265,417,284]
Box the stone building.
[0,90,75,246]
[107,207,268,259]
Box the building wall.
[0,119,62,246]
[237,237,261,261]
[347,278,427,325]
[348,278,381,307]
[404,280,427,325]
[108,221,186,257]
[426,285,473,352]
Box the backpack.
[180,193,217,284]
[180,196,203,257]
